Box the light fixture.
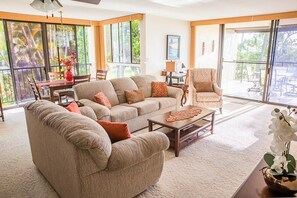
[30,0,63,18]
[166,61,176,86]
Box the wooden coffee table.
[148,105,215,157]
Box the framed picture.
[166,35,180,60]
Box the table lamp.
[166,61,175,85]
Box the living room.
[1,0,297,197]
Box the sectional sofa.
[73,75,183,132]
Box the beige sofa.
[73,75,183,132]
[24,100,170,198]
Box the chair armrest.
[79,99,111,120]
[213,83,223,96]
[79,106,97,120]
[107,132,169,171]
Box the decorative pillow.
[66,101,81,114]
[151,82,168,97]
[124,89,145,104]
[94,92,112,109]
[96,120,131,142]
[194,82,213,92]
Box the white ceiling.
[0,0,297,21]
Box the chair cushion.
[124,89,144,104]
[131,75,157,98]
[151,82,168,97]
[121,99,159,116]
[110,105,138,122]
[146,97,176,109]
[194,82,213,92]
[195,92,221,102]
[94,92,112,109]
[96,120,131,143]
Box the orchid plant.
[264,106,297,176]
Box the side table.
[168,83,188,106]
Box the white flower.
[271,155,290,174]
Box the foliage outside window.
[104,20,140,64]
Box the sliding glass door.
[268,19,297,106]
[221,21,271,100]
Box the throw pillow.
[94,92,112,109]
[151,82,168,97]
[96,120,131,142]
[124,89,145,104]
[66,101,81,114]
[194,82,213,92]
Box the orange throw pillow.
[194,82,213,92]
[96,120,131,142]
[66,101,81,114]
[124,89,145,104]
[94,92,112,109]
[151,82,168,97]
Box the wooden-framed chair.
[48,72,75,103]
[27,76,51,101]
[74,74,91,84]
[96,70,107,80]
[0,83,4,121]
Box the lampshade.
[166,61,175,72]
[30,0,63,13]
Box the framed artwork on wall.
[166,35,180,60]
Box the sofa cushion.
[110,105,138,122]
[121,99,159,116]
[151,82,168,97]
[97,120,131,142]
[110,77,138,104]
[124,89,145,104]
[131,75,157,98]
[146,97,176,109]
[94,92,112,109]
[196,92,221,102]
[74,80,119,106]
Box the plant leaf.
[286,154,296,173]
[264,153,275,167]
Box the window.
[76,26,90,75]
[104,20,140,64]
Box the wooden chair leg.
[219,108,222,114]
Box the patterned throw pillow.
[66,101,81,114]
[151,82,168,97]
[194,82,213,92]
[96,120,131,142]
[124,89,145,104]
[94,92,112,109]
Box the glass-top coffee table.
[148,105,215,157]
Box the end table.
[168,83,189,106]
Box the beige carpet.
[1,100,296,198]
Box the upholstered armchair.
[188,68,223,113]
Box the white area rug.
[1,101,296,198]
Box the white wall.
[141,14,190,80]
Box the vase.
[65,69,73,82]
[263,168,297,196]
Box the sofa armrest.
[79,99,111,120]
[167,86,183,108]
[213,83,223,96]
[107,132,169,171]
[79,106,97,120]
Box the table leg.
[175,129,180,157]
[148,121,153,131]
[49,87,55,102]
[210,113,215,134]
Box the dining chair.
[27,76,51,101]
[74,74,91,84]
[0,83,4,121]
[96,70,108,80]
[48,71,74,103]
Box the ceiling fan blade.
[72,0,101,5]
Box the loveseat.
[24,100,170,198]
[73,75,183,132]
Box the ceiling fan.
[72,0,102,5]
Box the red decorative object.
[57,51,77,82]
[65,69,73,82]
